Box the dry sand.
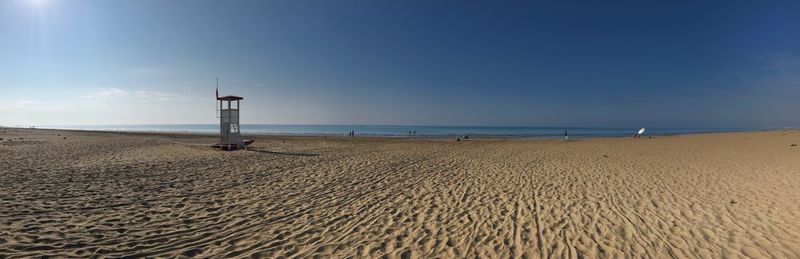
[1,128,799,258]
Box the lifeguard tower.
[213,81,254,150]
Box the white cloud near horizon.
[0,87,210,126]
[80,88,178,101]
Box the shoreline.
[1,126,783,141]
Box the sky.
[1,0,799,128]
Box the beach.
[1,128,799,258]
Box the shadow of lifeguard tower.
[212,81,254,150]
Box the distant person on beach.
[564,130,569,141]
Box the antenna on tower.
[215,76,221,118]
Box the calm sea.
[35,124,753,138]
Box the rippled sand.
[1,128,799,258]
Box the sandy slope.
[1,128,799,258]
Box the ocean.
[32,124,754,138]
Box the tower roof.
[217,95,243,101]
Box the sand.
[1,128,799,258]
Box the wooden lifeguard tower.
[213,79,254,150]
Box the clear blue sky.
[1,0,798,128]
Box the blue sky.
[1,0,798,128]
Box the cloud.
[80,88,129,99]
[18,100,43,105]
[705,51,800,127]
[1,87,207,125]
[759,52,800,73]
[0,99,81,114]
[80,88,177,101]
[130,90,177,101]
[749,52,800,98]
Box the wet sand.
[1,128,799,258]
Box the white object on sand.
[638,128,646,135]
